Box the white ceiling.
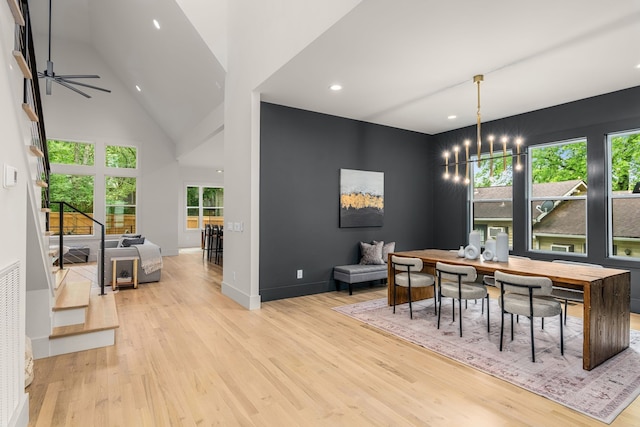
[26,0,640,166]
[259,0,640,134]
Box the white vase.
[496,232,509,262]
[469,230,481,253]
[485,238,496,256]
[457,245,465,257]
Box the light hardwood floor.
[28,252,640,426]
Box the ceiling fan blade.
[54,74,101,79]
[54,79,91,98]
[56,77,112,93]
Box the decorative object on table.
[457,245,465,257]
[496,231,509,262]
[468,230,481,252]
[339,169,384,227]
[482,249,494,261]
[333,298,640,424]
[464,244,479,260]
[485,238,496,256]
[441,74,525,183]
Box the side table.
[111,256,139,290]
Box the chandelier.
[443,74,524,183]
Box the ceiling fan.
[37,0,111,98]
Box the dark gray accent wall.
[260,103,434,301]
[433,86,640,312]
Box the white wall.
[1,4,32,425]
[219,0,363,309]
[35,36,180,256]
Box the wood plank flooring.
[28,251,640,426]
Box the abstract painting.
[339,169,384,227]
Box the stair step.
[7,0,25,26]
[53,280,91,311]
[28,145,44,157]
[12,50,32,79]
[50,291,119,339]
[53,268,69,291]
[22,103,38,122]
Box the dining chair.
[482,255,530,287]
[391,255,436,319]
[436,262,488,337]
[551,259,602,324]
[214,228,223,264]
[494,270,564,362]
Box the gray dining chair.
[436,262,488,337]
[551,259,602,324]
[494,270,564,362]
[391,256,436,319]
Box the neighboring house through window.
[529,139,587,254]
[608,129,640,259]
[469,151,513,247]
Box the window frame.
[607,129,640,261]
[47,138,140,238]
[527,138,588,256]
[185,185,224,230]
[468,152,513,248]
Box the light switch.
[3,164,17,188]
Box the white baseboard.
[221,280,261,310]
[30,335,51,360]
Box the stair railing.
[53,202,106,295]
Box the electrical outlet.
[297,269,303,279]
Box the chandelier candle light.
[443,74,525,183]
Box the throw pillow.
[374,240,396,263]
[122,233,142,238]
[360,241,385,265]
[121,237,145,247]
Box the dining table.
[387,249,631,371]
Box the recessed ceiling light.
[153,19,160,29]
[448,115,457,120]
[135,85,141,92]
[329,84,342,91]
[636,63,640,69]
[216,169,223,173]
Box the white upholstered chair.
[494,270,564,362]
[435,262,488,337]
[391,256,436,319]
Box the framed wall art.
[339,169,384,227]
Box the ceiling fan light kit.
[37,0,111,98]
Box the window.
[106,145,137,168]
[47,139,94,166]
[469,152,513,247]
[105,177,137,235]
[47,140,96,236]
[608,130,640,259]
[529,139,587,254]
[48,174,95,235]
[186,186,224,229]
[47,139,139,236]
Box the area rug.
[333,298,640,424]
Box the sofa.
[98,238,162,287]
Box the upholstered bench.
[334,264,388,295]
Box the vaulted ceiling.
[26,0,640,168]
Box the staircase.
[11,0,119,358]
[49,267,119,355]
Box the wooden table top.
[391,249,629,287]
